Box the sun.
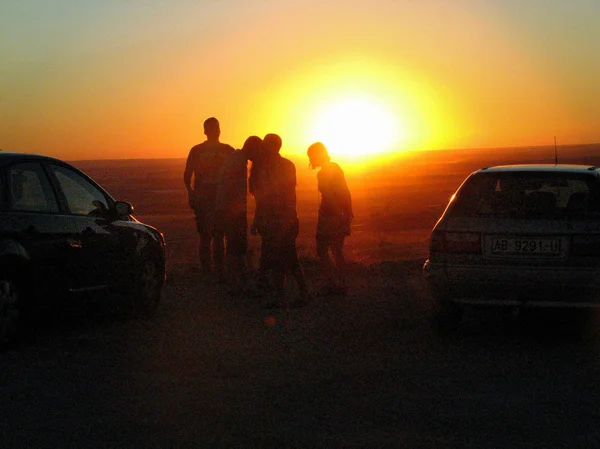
[308,94,403,160]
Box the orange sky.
[2,1,600,163]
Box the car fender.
[135,232,152,256]
[129,225,166,274]
[0,239,33,293]
[0,238,30,262]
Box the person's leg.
[291,263,307,295]
[198,229,212,276]
[257,235,270,288]
[226,254,247,296]
[212,228,226,282]
[330,235,347,294]
[290,261,309,307]
[285,230,308,307]
[316,235,335,293]
[258,234,280,308]
[195,206,212,276]
[226,214,249,293]
[269,268,286,307]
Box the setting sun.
[272,56,441,165]
[308,94,402,160]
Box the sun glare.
[308,94,402,161]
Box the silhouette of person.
[248,145,270,296]
[250,133,308,308]
[183,117,235,280]
[216,135,262,295]
[307,142,353,295]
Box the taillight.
[430,230,482,254]
[570,235,600,256]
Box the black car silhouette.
[0,153,166,344]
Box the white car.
[423,164,600,326]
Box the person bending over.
[307,142,353,295]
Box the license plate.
[491,238,560,255]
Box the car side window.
[8,163,59,213]
[50,164,110,216]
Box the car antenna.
[554,136,558,165]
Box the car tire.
[126,256,162,319]
[0,270,23,346]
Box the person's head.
[262,133,282,158]
[203,117,220,140]
[307,142,330,169]
[241,135,262,161]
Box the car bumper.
[423,259,600,307]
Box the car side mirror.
[114,201,134,216]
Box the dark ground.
[6,146,600,447]
[2,259,600,448]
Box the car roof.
[476,164,600,176]
[0,152,65,166]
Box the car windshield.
[451,171,600,218]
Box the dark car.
[0,153,166,344]
[423,164,600,327]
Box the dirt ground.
[3,147,600,447]
[3,259,600,448]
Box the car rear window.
[451,172,600,218]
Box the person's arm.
[251,190,262,235]
[183,148,195,193]
[249,160,260,235]
[291,163,297,188]
[322,164,352,219]
[282,159,297,191]
[284,161,298,213]
[183,168,193,193]
[251,212,259,235]
[184,148,197,209]
[338,169,353,219]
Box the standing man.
[251,133,308,308]
[184,117,235,281]
[216,135,262,294]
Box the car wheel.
[0,273,21,345]
[129,257,162,319]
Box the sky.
[2,0,600,163]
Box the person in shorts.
[216,135,262,294]
[307,142,353,295]
[183,117,235,281]
[250,133,308,308]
